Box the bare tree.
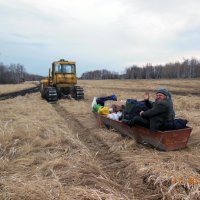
[80,58,200,80]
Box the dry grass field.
[0,79,200,200]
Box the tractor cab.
[52,59,77,87]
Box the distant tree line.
[80,69,120,80]
[80,58,200,79]
[0,62,43,84]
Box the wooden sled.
[94,113,192,151]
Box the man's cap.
[156,88,168,96]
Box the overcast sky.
[0,0,200,76]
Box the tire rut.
[89,86,200,97]
[52,102,159,200]
[0,86,39,100]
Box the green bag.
[92,104,103,113]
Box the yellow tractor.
[40,59,84,102]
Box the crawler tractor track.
[0,86,39,101]
[52,103,160,200]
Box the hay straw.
[0,79,200,199]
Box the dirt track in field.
[52,102,159,199]
[0,86,39,100]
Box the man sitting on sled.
[123,88,175,131]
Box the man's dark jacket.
[141,99,171,131]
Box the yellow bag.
[98,106,110,115]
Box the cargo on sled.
[94,112,192,151]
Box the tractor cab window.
[55,64,75,74]
[55,64,62,73]
[62,64,75,73]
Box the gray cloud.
[0,0,200,76]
